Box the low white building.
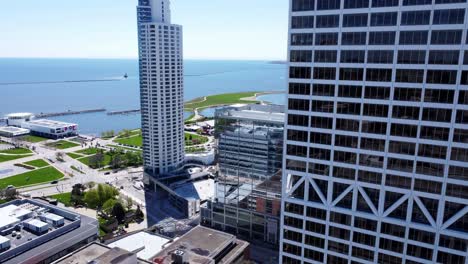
[107,231,172,261]
[24,219,49,234]
[5,113,33,127]
[0,236,10,251]
[40,213,64,227]
[22,119,77,139]
[0,126,30,137]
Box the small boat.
[124,73,128,79]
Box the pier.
[35,108,106,118]
[107,109,141,115]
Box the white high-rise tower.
[137,0,185,181]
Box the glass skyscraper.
[280,0,468,263]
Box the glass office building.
[280,0,468,263]
[201,104,285,246]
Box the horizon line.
[0,56,286,62]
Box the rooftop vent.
[171,249,187,264]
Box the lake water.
[0,59,286,135]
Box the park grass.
[0,166,64,189]
[186,146,206,153]
[0,148,32,154]
[113,132,207,148]
[107,145,142,152]
[184,92,259,111]
[23,159,49,168]
[49,192,72,207]
[20,135,48,143]
[116,129,141,139]
[76,148,100,155]
[47,140,80,150]
[0,154,33,163]
[114,135,143,147]
[77,153,112,169]
[67,152,84,159]
[185,133,209,146]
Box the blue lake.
[0,59,287,135]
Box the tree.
[102,199,117,215]
[71,183,86,205]
[125,196,133,211]
[112,202,126,224]
[83,190,100,209]
[135,205,144,220]
[56,152,65,162]
[111,153,124,169]
[89,152,105,168]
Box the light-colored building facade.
[280,1,468,263]
[137,0,185,180]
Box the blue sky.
[0,0,288,60]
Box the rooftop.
[26,119,77,128]
[0,236,9,244]
[216,104,285,124]
[107,231,172,260]
[5,113,33,119]
[172,179,215,201]
[0,126,30,133]
[26,219,48,229]
[151,226,249,264]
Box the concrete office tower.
[280,1,468,263]
[137,0,185,181]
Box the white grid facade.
[137,0,185,176]
[280,0,468,263]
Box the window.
[291,33,313,46]
[396,69,424,83]
[292,0,315,11]
[431,30,462,45]
[342,32,367,45]
[338,85,362,98]
[367,68,393,82]
[404,0,432,5]
[392,105,419,120]
[422,108,452,123]
[401,11,431,25]
[394,87,421,101]
[288,114,309,127]
[365,86,390,99]
[364,104,389,117]
[369,31,396,45]
[314,50,337,63]
[289,83,311,95]
[315,33,338,45]
[336,118,360,131]
[291,16,314,29]
[372,0,399,7]
[344,0,369,9]
[400,30,428,45]
[429,50,459,65]
[317,0,340,10]
[335,134,359,148]
[314,67,336,80]
[289,67,311,79]
[337,102,361,115]
[420,126,450,141]
[341,50,365,63]
[312,101,334,113]
[426,70,457,84]
[311,116,333,129]
[459,90,468,104]
[316,15,339,28]
[313,84,335,96]
[433,9,465,24]
[290,50,312,62]
[371,12,398,26]
[397,50,426,64]
[343,14,368,27]
[289,98,310,111]
[391,123,418,138]
[424,89,455,104]
[418,144,447,159]
[368,50,394,64]
[310,132,332,145]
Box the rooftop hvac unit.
[171,249,187,264]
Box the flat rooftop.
[172,179,215,201]
[216,104,285,124]
[151,226,249,264]
[0,126,30,133]
[26,119,77,128]
[108,231,172,260]
[53,242,151,264]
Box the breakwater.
[35,108,106,118]
[107,109,141,115]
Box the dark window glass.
[381,222,406,238]
[409,229,435,245]
[372,0,399,7]
[335,134,359,148]
[343,14,368,27]
[396,69,424,83]
[355,217,377,231]
[394,87,421,101]
[451,147,468,162]
[314,50,337,63]
[365,86,390,99]
[401,11,431,25]
[316,15,339,28]
[291,33,313,46]
[361,121,387,135]
[337,102,361,115]
[369,31,396,45]
[291,16,314,29]
[463,51,468,65]
[437,252,466,264]
[363,104,389,117]
[288,114,309,127]
[292,0,315,11]
[462,71,468,85]
[431,30,462,45]
[287,144,308,158]
[289,98,310,111]
[311,116,333,129]
[456,110,468,124]
[391,123,418,138]
[418,144,447,159]
[310,132,332,145]
[416,161,445,177]
[313,84,335,96]
[403,0,432,5]
[380,238,404,253]
[289,67,311,79]
[309,147,331,160]
[387,157,414,172]
[433,9,465,25]
[424,89,455,104]
[386,174,412,189]
[368,50,394,64]
[333,151,357,164]
[358,170,382,184]
[436,0,467,3]
[344,0,369,9]
[400,31,428,45]
[429,50,459,65]
[426,70,457,84]
[366,68,393,82]
[439,235,467,252]
[336,118,360,131]
[317,0,340,10]
[338,85,362,98]
[290,50,312,62]
[459,90,468,104]
[312,100,334,113]
[289,83,311,95]
[359,153,384,167]
[315,33,338,45]
[420,126,450,141]
[371,12,398,26]
[314,67,336,80]
[407,244,433,260]
[392,105,420,120]
[397,50,426,64]
[288,130,308,142]
[342,32,367,45]
[341,50,365,63]
[422,108,452,123]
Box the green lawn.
[47,140,80,149]
[185,133,209,146]
[67,152,84,159]
[49,192,72,206]
[23,159,49,168]
[0,154,33,163]
[20,135,48,143]
[77,153,112,168]
[0,148,32,154]
[107,145,142,152]
[76,148,101,155]
[0,166,64,189]
[184,92,259,111]
[114,135,143,147]
[186,147,206,153]
[116,129,141,139]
